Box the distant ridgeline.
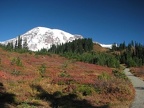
[111,41,144,67]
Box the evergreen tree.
[119,41,125,50]
[15,40,18,49]
[23,38,28,50]
[115,40,144,67]
[111,43,117,51]
[18,36,22,49]
[6,42,13,51]
[48,38,93,54]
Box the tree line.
[1,37,143,68]
[48,38,93,54]
[47,38,120,68]
[112,41,144,67]
[0,36,29,53]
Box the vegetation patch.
[11,69,21,76]
[112,41,144,67]
[38,63,46,77]
[59,71,70,78]
[98,72,111,80]
[94,71,133,104]
[130,66,144,80]
[112,70,128,80]
[0,39,137,107]
[11,57,23,67]
[77,85,93,96]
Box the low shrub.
[77,85,92,96]
[59,71,70,78]
[95,77,131,95]
[98,72,111,80]
[51,77,75,85]
[112,70,128,80]
[11,57,23,67]
[17,102,36,108]
[11,69,21,76]
[38,64,46,77]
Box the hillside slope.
[0,48,134,108]
[93,43,109,52]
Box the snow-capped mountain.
[1,27,83,51]
[0,26,112,51]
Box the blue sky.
[0,0,144,44]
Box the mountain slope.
[93,42,112,49]
[1,27,83,51]
[93,43,110,52]
[1,26,112,51]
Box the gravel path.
[124,68,144,108]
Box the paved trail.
[124,68,144,108]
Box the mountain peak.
[0,27,112,51]
[1,27,83,51]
